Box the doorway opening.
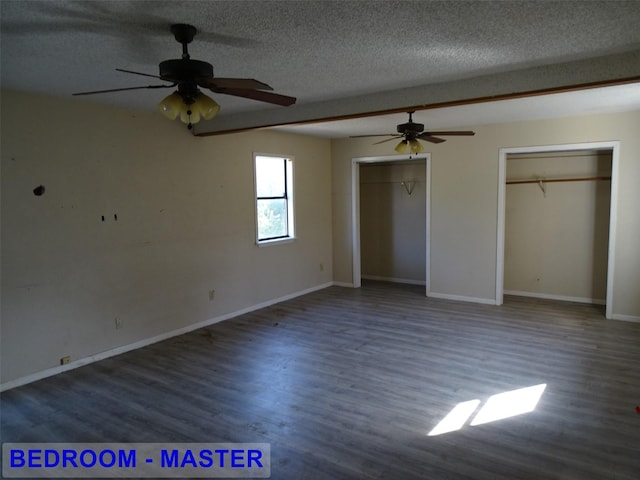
[351,154,431,295]
[496,142,619,319]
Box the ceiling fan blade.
[373,136,403,145]
[116,68,165,80]
[72,84,175,96]
[424,131,476,136]
[212,88,296,106]
[419,135,447,144]
[199,77,273,91]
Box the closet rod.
[506,176,611,185]
[362,180,422,185]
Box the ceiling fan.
[72,23,296,129]
[352,111,475,154]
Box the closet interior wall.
[504,150,612,304]
[360,160,426,285]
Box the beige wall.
[332,110,640,318]
[504,151,611,301]
[360,161,426,283]
[1,90,332,385]
[2,90,639,386]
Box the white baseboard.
[332,281,355,288]
[609,313,640,323]
[427,291,497,305]
[504,290,606,305]
[0,282,333,392]
[361,275,426,286]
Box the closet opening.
[351,154,431,295]
[496,142,619,319]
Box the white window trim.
[253,153,295,246]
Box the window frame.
[253,153,295,246]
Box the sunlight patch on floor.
[470,383,547,426]
[428,384,547,436]
[427,399,481,436]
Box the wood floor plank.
[2,281,640,479]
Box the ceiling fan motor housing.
[397,121,424,134]
[160,59,214,103]
[159,59,213,83]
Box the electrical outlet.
[60,356,71,365]
[320,263,324,272]
[115,317,122,329]
[209,289,215,301]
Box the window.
[254,154,295,244]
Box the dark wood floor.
[2,281,640,479]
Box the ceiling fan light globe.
[410,139,424,154]
[195,93,220,120]
[179,107,189,124]
[158,103,178,120]
[395,140,408,154]
[157,91,182,120]
[189,108,201,124]
[179,104,201,125]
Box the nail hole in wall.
[33,185,45,196]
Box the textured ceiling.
[2,0,640,136]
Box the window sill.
[257,237,295,248]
